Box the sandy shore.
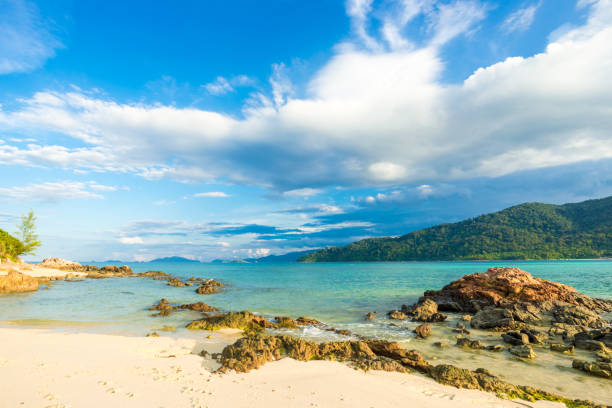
[0,262,86,278]
[0,327,566,408]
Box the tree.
[16,209,41,256]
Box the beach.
[0,327,567,408]
[1,260,611,407]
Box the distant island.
[299,196,612,262]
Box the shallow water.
[1,260,611,403]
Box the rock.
[0,269,39,293]
[461,314,472,321]
[428,365,521,396]
[602,333,612,348]
[365,312,377,321]
[456,338,485,349]
[403,298,447,322]
[136,270,171,279]
[149,299,177,316]
[415,323,432,339]
[187,311,274,333]
[196,284,221,295]
[167,277,186,287]
[179,302,219,313]
[295,317,323,326]
[218,335,410,374]
[520,328,547,344]
[575,339,610,353]
[548,322,586,341]
[509,345,536,359]
[146,332,160,337]
[365,340,430,373]
[433,342,447,348]
[422,267,612,314]
[387,310,407,320]
[40,258,82,268]
[454,322,470,335]
[552,304,607,329]
[572,359,612,379]
[471,307,514,329]
[275,316,298,328]
[501,331,530,345]
[550,343,574,354]
[486,344,505,352]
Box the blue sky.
[1,0,611,261]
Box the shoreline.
[1,262,610,407]
[0,326,568,408]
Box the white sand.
[0,327,566,408]
[0,262,86,278]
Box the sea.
[1,260,611,403]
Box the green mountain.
[299,196,612,262]
[0,229,25,261]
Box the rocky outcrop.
[423,267,612,314]
[219,335,396,374]
[0,269,39,293]
[365,312,377,321]
[40,258,82,268]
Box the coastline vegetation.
[0,210,41,261]
[300,196,612,262]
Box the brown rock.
[423,267,612,314]
[387,310,407,320]
[196,284,221,295]
[415,323,432,339]
[0,269,39,293]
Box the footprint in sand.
[126,392,136,398]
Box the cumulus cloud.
[0,181,116,202]
[0,0,611,193]
[0,0,62,74]
[502,2,541,34]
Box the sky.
[0,0,611,262]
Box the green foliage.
[16,209,41,256]
[0,229,26,261]
[299,196,612,262]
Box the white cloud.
[194,191,230,198]
[502,2,541,34]
[283,188,322,198]
[0,0,62,74]
[204,76,233,95]
[428,1,487,46]
[218,241,230,247]
[118,236,143,245]
[0,1,611,192]
[204,75,255,95]
[0,181,116,202]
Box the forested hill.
[298,196,612,262]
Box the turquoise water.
[1,260,610,335]
[2,260,612,403]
